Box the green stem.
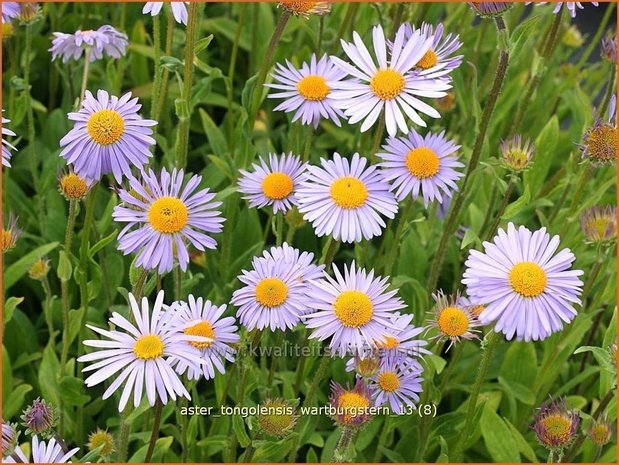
[320,237,339,270]
[482,176,516,241]
[42,277,54,346]
[275,213,284,246]
[154,12,174,124]
[547,450,554,463]
[292,332,308,395]
[60,199,78,371]
[24,22,39,189]
[559,164,591,237]
[576,3,615,68]
[598,70,616,120]
[330,3,359,54]
[267,331,284,389]
[79,49,92,104]
[227,4,245,155]
[144,399,163,463]
[451,331,500,461]
[176,2,199,169]
[248,10,291,132]
[333,427,355,462]
[369,113,385,163]
[302,124,314,162]
[150,14,162,121]
[373,417,392,462]
[384,199,412,276]
[427,16,509,299]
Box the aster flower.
[113,167,224,274]
[533,397,580,451]
[601,33,617,63]
[397,23,463,77]
[304,262,405,357]
[78,291,207,412]
[345,351,381,378]
[278,1,331,18]
[266,54,347,128]
[2,213,22,253]
[230,253,313,331]
[330,24,451,136]
[4,436,79,464]
[375,313,431,360]
[237,153,307,213]
[588,416,613,446]
[369,355,423,414]
[14,2,40,23]
[580,205,617,243]
[50,26,128,63]
[1,2,20,23]
[143,2,189,25]
[500,135,535,171]
[579,95,617,164]
[427,291,481,350]
[58,170,90,201]
[20,398,56,438]
[527,1,599,18]
[378,129,463,207]
[457,295,486,318]
[87,429,114,458]
[59,90,157,184]
[297,152,398,243]
[257,398,299,437]
[260,242,325,282]
[168,295,240,381]
[2,111,16,168]
[463,223,584,342]
[2,421,18,458]
[468,2,514,17]
[329,379,373,428]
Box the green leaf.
[480,405,521,462]
[2,346,13,406]
[200,109,229,157]
[3,384,33,419]
[3,296,24,326]
[4,242,60,290]
[38,345,60,406]
[502,184,531,220]
[195,34,214,54]
[129,436,173,462]
[573,346,614,372]
[504,417,539,462]
[524,116,559,194]
[59,376,90,407]
[68,308,85,347]
[509,15,541,62]
[88,231,117,257]
[57,251,73,282]
[498,376,535,405]
[232,415,251,448]
[460,228,481,250]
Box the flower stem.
[373,417,392,462]
[482,176,515,240]
[559,164,591,238]
[427,16,509,299]
[176,2,199,169]
[60,199,78,373]
[154,12,175,123]
[227,4,246,153]
[144,399,163,463]
[24,22,39,189]
[79,49,92,104]
[451,331,500,461]
[302,124,314,162]
[150,14,162,121]
[333,426,355,462]
[576,3,615,68]
[384,199,412,276]
[248,10,291,132]
[267,331,284,389]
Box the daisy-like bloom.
[50,26,128,63]
[2,111,17,168]
[2,213,22,253]
[457,295,486,318]
[238,153,307,213]
[168,295,240,381]
[113,167,224,274]
[378,129,463,207]
[500,135,535,172]
[60,90,157,184]
[278,1,331,18]
[58,170,90,201]
[579,95,617,164]
[375,313,431,361]
[369,355,423,414]
[463,223,584,342]
[87,429,115,458]
[527,2,599,18]
[533,397,580,451]
[601,33,617,63]
[78,291,207,412]
[14,2,40,23]
[260,242,325,282]
[257,398,298,438]
[330,24,451,136]
[329,379,373,428]
[397,23,463,77]
[427,291,481,350]
[20,398,56,438]
[345,351,381,378]
[143,2,189,25]
[297,152,398,243]
[5,436,79,464]
[1,2,20,23]
[2,420,18,458]
[468,2,514,17]
[588,416,613,446]
[304,262,405,357]
[230,254,312,331]
[266,54,346,128]
[580,205,617,243]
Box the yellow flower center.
[378,336,400,349]
[148,196,189,234]
[2,230,15,251]
[504,149,531,171]
[330,176,368,209]
[356,357,379,377]
[333,290,373,328]
[509,262,547,297]
[416,49,438,69]
[297,75,329,101]
[406,147,440,178]
[87,109,125,146]
[370,69,406,100]
[184,321,215,349]
[592,218,614,239]
[88,430,115,456]
[470,304,485,317]
[281,0,317,14]
[338,392,370,424]
[377,371,400,392]
[437,306,469,337]
[261,172,294,200]
[60,173,88,200]
[591,424,611,445]
[540,415,573,445]
[585,125,617,163]
[133,334,164,360]
[255,278,288,307]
